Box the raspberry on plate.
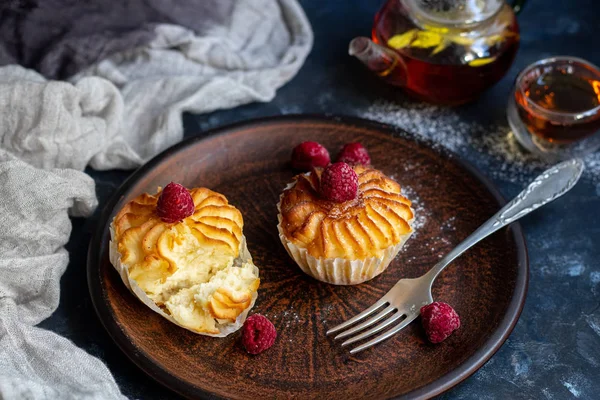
[291,141,330,170]
[420,302,461,344]
[320,162,358,203]
[242,314,277,355]
[336,142,371,165]
[156,182,195,223]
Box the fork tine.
[334,305,396,340]
[326,299,388,336]
[341,312,405,347]
[349,313,420,354]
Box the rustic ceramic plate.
[88,115,528,399]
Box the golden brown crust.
[208,288,253,320]
[114,187,244,281]
[279,165,413,259]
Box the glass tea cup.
[507,56,600,162]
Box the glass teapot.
[350,0,525,105]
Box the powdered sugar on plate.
[361,100,600,186]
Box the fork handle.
[424,158,584,285]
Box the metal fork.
[327,159,584,354]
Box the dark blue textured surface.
[40,0,600,398]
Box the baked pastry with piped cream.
[109,183,259,336]
[277,163,414,285]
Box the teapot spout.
[349,37,406,86]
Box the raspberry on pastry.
[320,162,358,203]
[156,182,195,223]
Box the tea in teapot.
[350,0,524,105]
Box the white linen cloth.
[0,1,312,398]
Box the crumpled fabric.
[0,0,312,398]
[0,0,312,171]
[0,151,123,399]
[0,0,296,81]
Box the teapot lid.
[404,0,504,27]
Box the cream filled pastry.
[278,163,414,285]
[109,183,259,336]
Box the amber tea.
[508,56,600,161]
[515,67,600,143]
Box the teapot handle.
[508,0,526,14]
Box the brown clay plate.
[88,115,528,399]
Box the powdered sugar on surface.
[261,302,334,331]
[262,305,303,328]
[362,100,600,186]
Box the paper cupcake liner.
[276,179,414,285]
[109,222,259,337]
[277,215,412,285]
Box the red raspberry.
[242,314,277,355]
[336,142,371,165]
[420,302,461,344]
[291,141,330,170]
[156,182,195,223]
[319,162,358,203]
